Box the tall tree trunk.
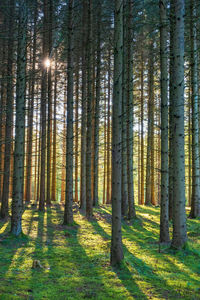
[93,0,101,207]
[126,0,135,219]
[46,0,53,206]
[189,0,200,218]
[1,0,15,219]
[86,0,93,219]
[80,0,87,212]
[121,1,128,217]
[64,0,74,225]
[11,0,27,235]
[0,18,7,202]
[25,0,37,203]
[170,0,187,249]
[159,0,170,243]
[74,61,79,203]
[51,49,57,201]
[106,48,111,205]
[140,50,144,205]
[39,0,48,212]
[111,0,124,266]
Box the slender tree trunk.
[0,19,7,202]
[93,1,101,207]
[189,0,200,218]
[51,49,57,201]
[25,0,37,203]
[159,0,170,243]
[140,51,144,205]
[46,0,53,206]
[39,0,48,212]
[11,0,27,235]
[121,1,128,217]
[86,0,93,219]
[126,0,135,219]
[170,0,187,249]
[1,0,15,219]
[80,0,87,212]
[106,48,111,205]
[64,0,74,225]
[111,0,124,266]
[74,61,79,203]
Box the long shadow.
[90,217,148,299]
[0,218,30,296]
[90,212,188,300]
[44,203,114,299]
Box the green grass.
[0,204,200,299]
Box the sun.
[44,58,51,68]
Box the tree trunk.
[39,0,48,212]
[110,0,124,266]
[25,0,37,203]
[189,0,200,218]
[93,0,101,207]
[1,0,15,219]
[80,0,87,212]
[64,0,74,225]
[11,0,27,235]
[86,0,93,219]
[170,0,187,249]
[159,0,170,243]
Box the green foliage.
[0,205,199,299]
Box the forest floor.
[0,204,200,300]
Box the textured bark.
[170,0,187,249]
[64,0,74,225]
[159,0,170,243]
[0,0,15,219]
[140,51,144,205]
[86,0,93,219]
[126,0,135,219]
[51,49,57,202]
[0,18,7,202]
[110,0,124,266]
[189,0,200,218]
[93,1,101,207]
[61,84,66,203]
[25,0,37,203]
[121,1,128,217]
[80,0,87,212]
[103,90,107,205]
[106,48,111,205]
[39,0,48,212]
[74,62,79,204]
[168,0,174,220]
[11,0,27,235]
[46,0,53,206]
[145,42,154,206]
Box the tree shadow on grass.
[32,204,112,299]
[90,212,187,300]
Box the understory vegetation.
[0,205,199,300]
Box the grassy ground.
[0,204,199,300]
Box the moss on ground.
[0,204,199,300]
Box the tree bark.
[170,0,187,249]
[11,0,27,235]
[159,0,170,243]
[64,0,74,225]
[110,0,124,266]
